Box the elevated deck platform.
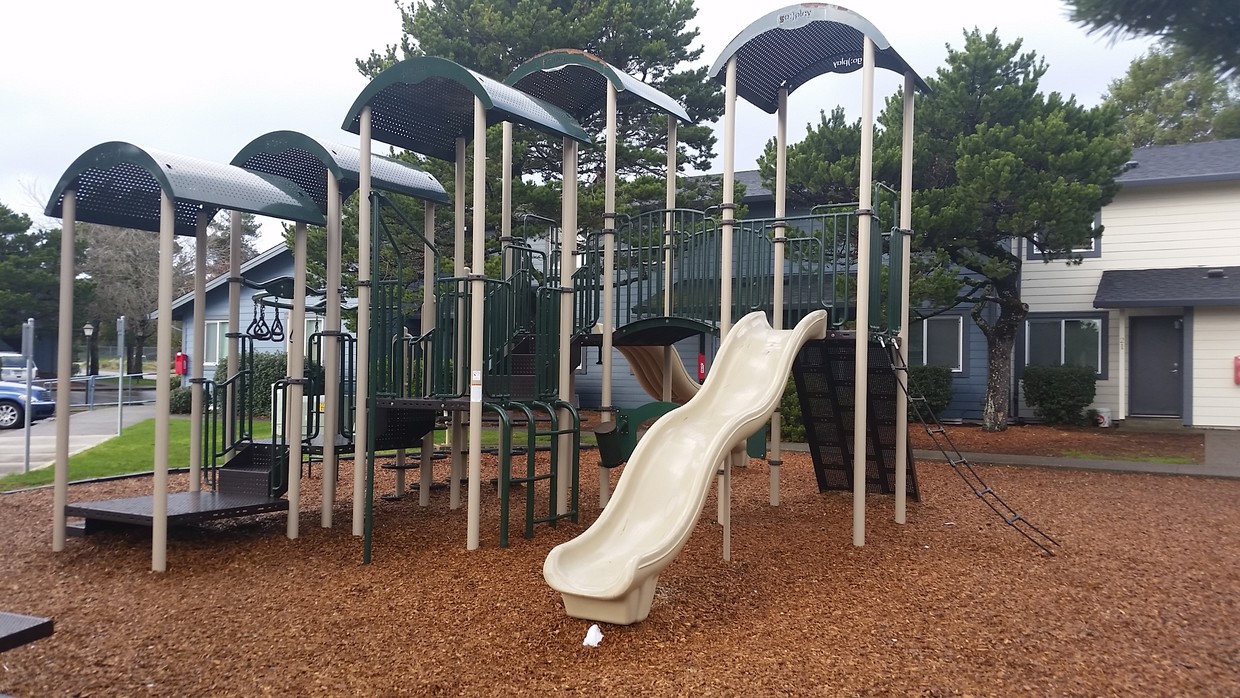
[64,491,289,533]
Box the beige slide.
[544,310,828,624]
[616,344,700,403]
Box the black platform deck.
[0,612,53,652]
[64,491,289,530]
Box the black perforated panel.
[792,335,918,499]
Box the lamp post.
[83,322,96,409]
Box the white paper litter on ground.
[583,624,603,647]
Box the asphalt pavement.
[0,404,156,476]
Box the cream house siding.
[1192,307,1240,428]
[1019,178,1240,426]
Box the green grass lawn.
[0,418,594,492]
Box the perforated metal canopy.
[232,131,450,210]
[44,142,324,235]
[708,3,931,114]
[342,56,592,162]
[505,49,691,123]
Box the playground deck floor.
[2,448,1238,696]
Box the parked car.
[0,380,55,429]
[0,352,37,383]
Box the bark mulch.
[1,446,1237,696]
[909,422,1206,463]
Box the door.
[1129,316,1183,416]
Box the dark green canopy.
[342,56,592,162]
[232,131,450,210]
[506,49,691,123]
[45,141,324,235]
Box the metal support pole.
[450,137,466,511]
[322,171,342,528]
[420,203,436,507]
[718,57,737,530]
[770,87,789,507]
[353,106,373,538]
[52,192,75,552]
[227,211,242,448]
[663,118,677,406]
[599,82,618,508]
[286,221,308,539]
[153,190,176,572]
[116,315,125,436]
[23,319,34,472]
[894,72,916,524]
[466,98,487,550]
[852,37,877,548]
[189,212,208,493]
[558,137,578,517]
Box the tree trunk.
[980,300,1027,432]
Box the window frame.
[1020,312,1109,380]
[1025,212,1103,260]
[908,314,966,374]
[202,320,229,366]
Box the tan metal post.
[420,203,437,507]
[663,118,677,405]
[51,189,75,552]
[721,57,737,340]
[894,72,915,524]
[189,212,208,493]
[466,98,487,550]
[153,190,176,572]
[718,57,738,532]
[599,82,618,507]
[322,171,342,528]
[353,106,373,537]
[852,37,877,548]
[558,137,578,516]
[450,137,466,511]
[770,86,789,507]
[286,221,308,539]
[227,211,242,449]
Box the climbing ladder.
[885,340,1060,556]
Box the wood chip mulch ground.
[1,439,1237,696]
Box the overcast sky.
[2,0,1153,247]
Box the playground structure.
[39,4,1054,608]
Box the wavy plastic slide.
[616,344,699,403]
[544,310,828,624]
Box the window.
[300,316,324,355]
[908,316,963,372]
[1026,212,1102,259]
[1025,317,1104,375]
[203,321,229,365]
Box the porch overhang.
[1093,266,1240,308]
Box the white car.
[0,352,37,383]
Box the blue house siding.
[169,246,325,384]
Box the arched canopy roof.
[232,131,450,211]
[505,49,691,123]
[708,3,931,114]
[44,142,324,235]
[341,56,592,162]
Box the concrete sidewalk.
[0,404,157,476]
[784,429,1240,478]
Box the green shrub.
[907,365,954,417]
[780,375,806,442]
[169,386,194,414]
[1021,364,1097,425]
[215,352,323,418]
